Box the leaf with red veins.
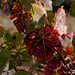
[45,60,71,75]
[45,60,61,75]
[10,2,30,33]
[24,25,62,62]
[54,6,67,35]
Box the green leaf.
[4,30,10,41]
[53,0,65,6]
[11,54,18,58]
[20,48,32,64]
[47,11,54,23]
[17,70,30,75]
[0,49,11,74]
[69,2,75,17]
[19,0,35,10]
[26,20,35,34]
[4,32,23,49]
[10,32,23,46]
[38,14,47,28]
[9,61,15,70]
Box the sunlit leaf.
[54,6,67,35]
[34,14,47,28]
[10,2,30,33]
[53,0,65,6]
[32,4,47,23]
[24,25,62,62]
[39,0,52,11]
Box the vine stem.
[55,47,73,74]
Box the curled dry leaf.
[24,25,62,62]
[10,2,30,33]
[54,6,67,35]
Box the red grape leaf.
[10,2,30,33]
[45,60,71,75]
[45,59,61,75]
[24,25,62,62]
[54,6,67,35]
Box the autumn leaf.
[45,60,71,75]
[65,43,74,55]
[10,2,30,33]
[54,6,67,35]
[44,60,61,75]
[24,25,62,62]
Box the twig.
[11,51,48,64]
[55,48,73,74]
